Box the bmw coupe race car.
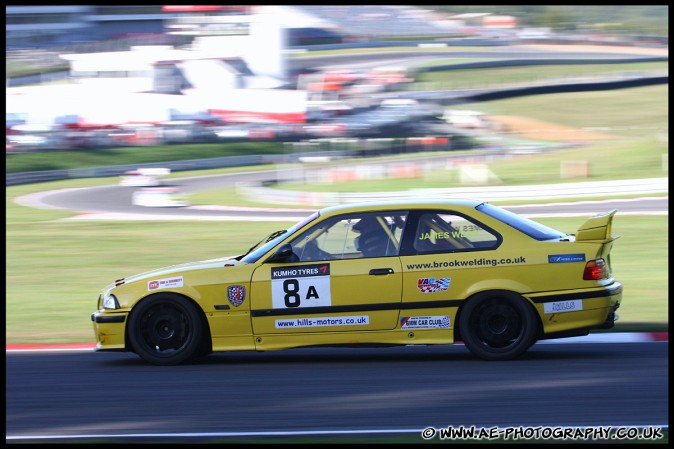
[91,200,622,365]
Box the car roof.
[318,199,485,217]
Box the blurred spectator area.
[7,4,668,78]
[5,5,451,58]
[295,5,458,39]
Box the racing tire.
[128,294,205,366]
[459,292,539,361]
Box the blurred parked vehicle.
[5,124,60,153]
[119,168,171,187]
[132,186,188,207]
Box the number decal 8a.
[271,267,331,309]
[283,279,301,307]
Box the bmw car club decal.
[400,316,451,329]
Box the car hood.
[108,255,246,289]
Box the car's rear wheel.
[128,294,205,366]
[459,292,539,361]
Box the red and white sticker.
[148,276,184,291]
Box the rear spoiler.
[574,209,620,242]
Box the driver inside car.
[352,216,391,257]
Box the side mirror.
[265,243,299,263]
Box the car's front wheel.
[127,294,205,366]
[459,292,539,361]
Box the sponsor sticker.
[227,285,246,307]
[544,299,583,314]
[417,277,451,293]
[275,315,369,329]
[548,254,586,263]
[148,276,184,291]
[400,316,451,329]
[271,263,331,308]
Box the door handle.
[369,268,394,275]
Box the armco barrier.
[237,177,669,207]
[420,57,668,73]
[399,74,668,106]
[6,151,353,186]
[7,154,279,186]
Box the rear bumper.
[528,281,622,337]
[592,301,621,330]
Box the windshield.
[476,203,566,241]
[235,229,288,260]
[241,212,320,263]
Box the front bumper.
[91,311,128,350]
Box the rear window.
[477,203,566,241]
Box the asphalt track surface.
[6,342,669,442]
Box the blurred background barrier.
[6,155,271,186]
[237,177,669,207]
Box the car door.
[250,211,408,334]
[398,209,504,331]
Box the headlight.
[103,293,120,310]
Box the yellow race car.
[91,199,622,365]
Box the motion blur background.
[6,5,668,157]
[5,5,668,344]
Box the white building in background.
[186,5,288,82]
[60,44,282,93]
[6,5,319,127]
[62,5,292,91]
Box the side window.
[289,212,408,261]
[413,212,498,253]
